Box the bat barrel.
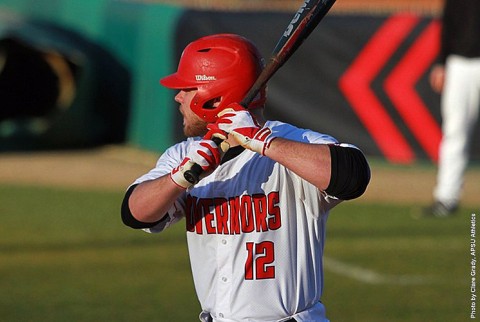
[241,60,280,107]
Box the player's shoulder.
[165,137,200,153]
[158,137,200,163]
[266,120,339,144]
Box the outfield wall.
[0,0,478,163]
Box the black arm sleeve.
[121,184,167,229]
[325,145,371,200]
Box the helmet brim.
[160,73,199,89]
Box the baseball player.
[424,0,480,217]
[121,34,370,322]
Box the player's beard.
[183,115,208,138]
[179,96,209,137]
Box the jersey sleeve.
[131,139,192,186]
[267,120,339,145]
[127,138,199,233]
[142,198,186,233]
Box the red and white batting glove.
[207,103,276,156]
[170,138,221,189]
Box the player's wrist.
[170,159,195,189]
[248,126,276,156]
[259,135,277,156]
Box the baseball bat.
[183,0,337,185]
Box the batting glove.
[170,138,221,189]
[207,103,276,156]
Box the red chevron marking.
[384,20,442,162]
[339,14,419,164]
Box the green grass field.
[0,184,474,321]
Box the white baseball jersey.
[132,121,344,322]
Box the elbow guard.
[121,184,166,229]
[325,145,371,200]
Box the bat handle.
[183,136,224,185]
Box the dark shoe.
[422,201,458,218]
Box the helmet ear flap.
[190,84,226,121]
[203,97,222,110]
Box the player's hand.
[208,103,276,155]
[429,64,445,93]
[170,138,221,189]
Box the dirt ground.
[158,0,445,15]
[0,145,478,207]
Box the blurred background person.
[425,0,480,217]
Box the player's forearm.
[264,137,332,190]
[128,175,184,223]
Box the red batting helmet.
[160,34,266,123]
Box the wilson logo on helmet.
[195,75,217,81]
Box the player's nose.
[174,91,184,104]
[174,91,182,104]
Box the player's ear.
[204,97,222,109]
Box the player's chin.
[183,122,208,138]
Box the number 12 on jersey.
[245,241,276,280]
